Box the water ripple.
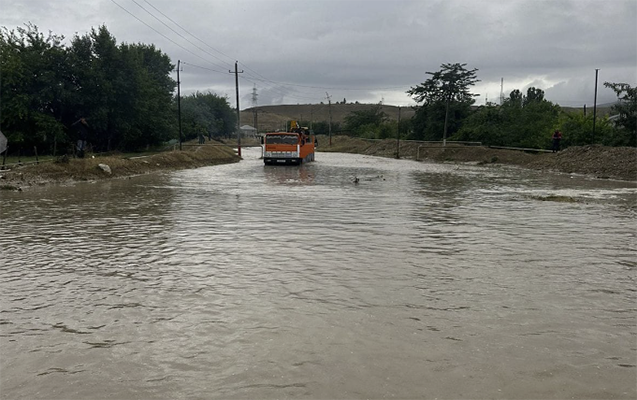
[1,148,636,399]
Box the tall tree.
[67,25,176,151]
[179,92,235,141]
[557,111,613,147]
[0,24,68,153]
[1,23,179,155]
[407,63,479,142]
[456,87,560,148]
[343,104,387,134]
[604,82,636,146]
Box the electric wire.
[109,0,229,70]
[141,0,236,66]
[180,61,227,75]
[239,62,411,92]
[130,0,232,71]
[112,0,412,105]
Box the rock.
[97,164,112,174]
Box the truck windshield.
[266,134,298,145]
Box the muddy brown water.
[1,147,636,399]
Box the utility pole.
[230,61,244,157]
[177,60,182,151]
[252,85,258,133]
[592,68,600,144]
[326,92,332,146]
[396,106,401,159]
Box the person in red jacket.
[552,130,562,152]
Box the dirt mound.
[525,145,636,180]
[2,136,634,190]
[319,136,636,182]
[0,141,239,190]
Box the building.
[240,125,257,137]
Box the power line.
[179,62,323,104]
[181,61,227,75]
[131,0,232,71]
[238,74,326,102]
[110,0,221,69]
[111,0,414,105]
[239,69,407,103]
[142,0,235,65]
[239,61,410,91]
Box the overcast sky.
[2,0,636,109]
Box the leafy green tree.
[454,103,505,145]
[0,24,69,154]
[67,26,176,151]
[113,42,176,150]
[557,111,613,147]
[407,63,479,141]
[311,121,340,136]
[179,92,235,141]
[503,87,560,148]
[603,82,636,146]
[343,104,387,135]
[456,87,560,148]
[2,24,177,154]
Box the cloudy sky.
[2,0,635,109]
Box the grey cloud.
[1,0,635,108]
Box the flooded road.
[1,147,636,399]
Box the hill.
[560,105,613,116]
[240,103,416,132]
[240,102,615,133]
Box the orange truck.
[262,121,316,165]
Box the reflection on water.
[1,147,636,399]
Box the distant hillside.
[240,103,416,132]
[240,102,616,132]
[561,105,614,116]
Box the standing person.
[552,130,562,152]
[71,117,90,158]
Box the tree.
[0,24,69,154]
[407,63,479,142]
[75,25,176,151]
[311,120,340,136]
[557,111,613,147]
[456,87,560,148]
[454,103,505,145]
[2,24,178,154]
[179,92,235,141]
[604,82,636,146]
[344,104,387,132]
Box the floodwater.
[1,147,636,400]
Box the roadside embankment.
[0,140,239,191]
[317,135,637,182]
[2,136,635,191]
